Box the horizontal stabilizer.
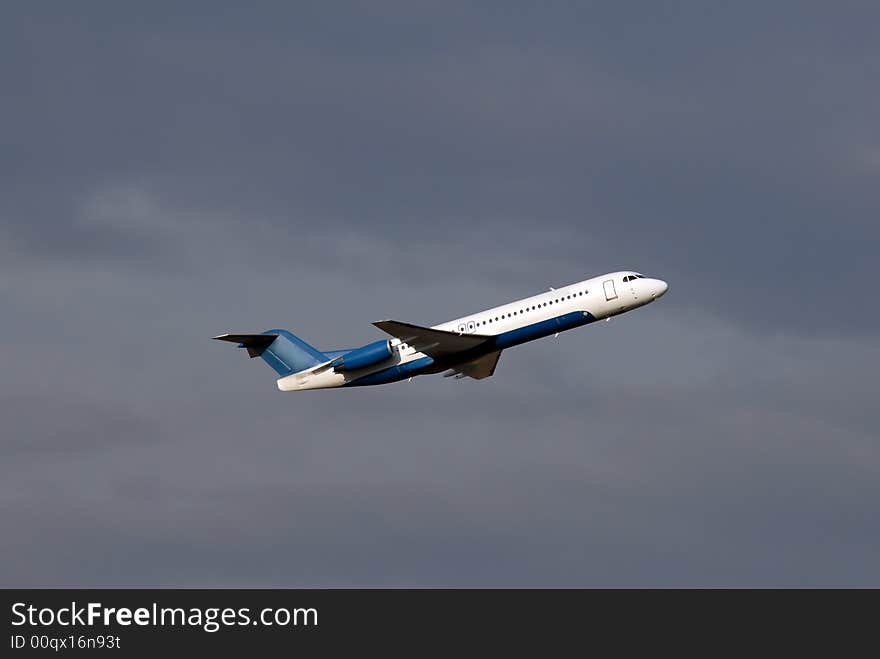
[213,333,278,358]
[372,320,489,359]
[214,328,326,376]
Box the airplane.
[214,271,668,391]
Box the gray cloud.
[1,2,878,586]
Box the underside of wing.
[372,320,490,359]
[443,350,502,380]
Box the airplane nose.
[652,280,668,299]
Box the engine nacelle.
[335,339,393,372]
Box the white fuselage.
[278,271,667,391]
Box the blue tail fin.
[213,330,327,376]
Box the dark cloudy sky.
[2,2,878,586]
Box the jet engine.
[335,339,394,371]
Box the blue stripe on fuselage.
[342,311,595,386]
[489,311,594,350]
[344,356,436,386]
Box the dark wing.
[372,320,490,359]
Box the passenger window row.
[472,290,589,326]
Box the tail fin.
[213,329,327,376]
